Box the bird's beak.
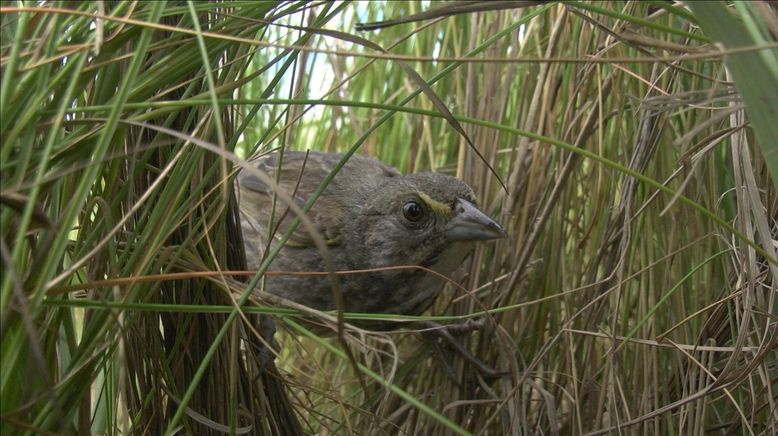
[445,198,507,241]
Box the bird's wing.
[237,151,398,248]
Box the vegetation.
[1,1,776,434]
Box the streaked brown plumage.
[237,151,505,321]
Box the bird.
[236,151,506,324]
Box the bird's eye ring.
[402,200,425,222]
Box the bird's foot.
[418,319,507,382]
[246,314,280,373]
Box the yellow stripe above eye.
[418,192,454,218]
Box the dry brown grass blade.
[261,19,507,191]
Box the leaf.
[687,2,778,189]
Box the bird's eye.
[402,200,425,222]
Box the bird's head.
[344,172,506,272]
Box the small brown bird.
[237,151,505,321]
